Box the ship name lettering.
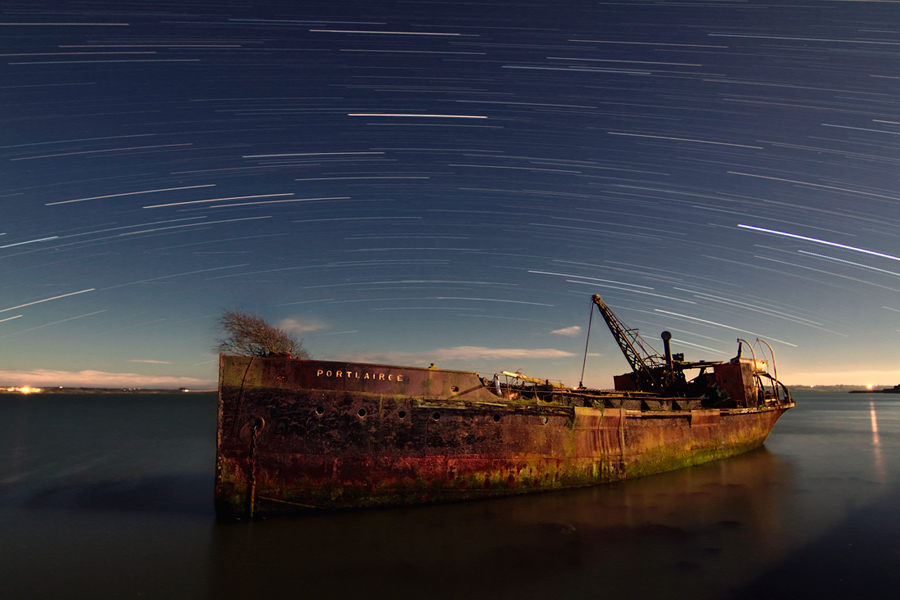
[316,369,402,382]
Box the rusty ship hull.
[215,355,794,520]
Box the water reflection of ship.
[207,448,798,600]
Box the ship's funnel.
[661,331,673,372]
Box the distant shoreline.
[848,385,900,394]
[790,385,898,393]
[1,387,216,395]
[2,384,896,395]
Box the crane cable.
[579,298,595,388]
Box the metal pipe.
[661,331,673,373]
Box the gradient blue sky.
[2,1,899,389]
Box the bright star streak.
[100,264,251,290]
[143,194,292,209]
[119,216,272,235]
[59,217,207,238]
[13,143,192,161]
[432,297,553,306]
[569,39,727,48]
[0,310,108,338]
[310,30,462,36]
[208,196,349,209]
[567,280,696,304]
[348,114,487,118]
[0,289,95,314]
[46,184,216,206]
[1,133,154,150]
[244,152,384,158]
[0,22,129,26]
[708,32,900,46]
[682,290,845,335]
[655,309,797,347]
[728,172,900,202]
[738,224,900,263]
[0,236,59,249]
[609,132,763,150]
[799,251,900,278]
[528,269,655,289]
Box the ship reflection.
[207,449,798,600]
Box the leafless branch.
[215,309,310,358]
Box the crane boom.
[501,371,565,388]
[591,294,667,391]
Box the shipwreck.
[215,294,794,519]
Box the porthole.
[432,411,441,421]
[315,406,325,416]
[358,408,367,418]
[493,414,501,423]
[398,410,407,419]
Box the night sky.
[2,1,898,389]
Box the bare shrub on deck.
[215,309,310,358]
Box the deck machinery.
[585,294,790,408]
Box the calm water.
[1,391,898,599]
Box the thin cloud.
[0,369,214,389]
[278,318,325,334]
[431,346,575,360]
[340,346,575,365]
[551,326,582,336]
[128,359,172,364]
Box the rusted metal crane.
[584,294,687,394]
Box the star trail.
[2,1,898,388]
